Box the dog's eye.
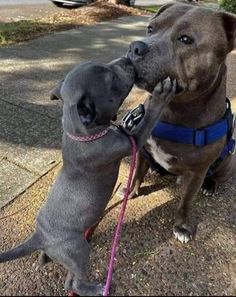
[147,25,153,34]
[178,35,194,45]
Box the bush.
[219,0,236,14]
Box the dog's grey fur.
[128,3,236,243]
[0,58,176,295]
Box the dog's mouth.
[135,74,184,95]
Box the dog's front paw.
[173,224,196,244]
[153,77,177,104]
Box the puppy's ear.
[77,97,96,126]
[221,11,236,52]
[50,79,64,100]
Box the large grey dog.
[0,57,176,295]
[128,3,236,243]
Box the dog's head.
[128,3,236,100]
[51,58,134,134]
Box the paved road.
[0,0,173,22]
[0,0,49,5]
[0,0,172,5]
[0,0,60,22]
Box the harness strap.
[152,98,233,147]
[207,138,236,177]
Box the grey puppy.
[127,3,236,243]
[0,57,176,295]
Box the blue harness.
[121,98,235,177]
[151,98,235,176]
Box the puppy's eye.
[147,25,153,34]
[178,35,194,45]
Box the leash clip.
[121,104,145,132]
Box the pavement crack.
[4,157,39,175]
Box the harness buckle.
[194,129,207,146]
[121,104,145,132]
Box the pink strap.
[66,128,109,142]
[103,136,137,296]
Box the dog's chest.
[146,137,173,171]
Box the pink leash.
[103,136,137,296]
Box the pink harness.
[67,128,137,297]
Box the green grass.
[137,5,160,13]
[0,21,55,45]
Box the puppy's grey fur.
[0,58,176,295]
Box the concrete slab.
[0,99,62,175]
[0,159,39,209]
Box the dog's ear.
[151,2,175,20]
[50,79,64,100]
[77,97,96,126]
[221,12,236,52]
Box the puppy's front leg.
[131,77,176,150]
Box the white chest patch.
[147,137,173,171]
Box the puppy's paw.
[153,77,177,104]
[173,224,196,244]
[71,281,105,296]
[94,283,106,296]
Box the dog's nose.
[129,41,148,58]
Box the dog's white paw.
[173,230,191,244]
[202,188,215,197]
[173,225,195,244]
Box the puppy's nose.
[129,41,148,58]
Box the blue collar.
[152,98,234,147]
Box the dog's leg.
[201,177,218,197]
[64,271,74,292]
[47,236,104,296]
[129,151,150,199]
[174,171,206,243]
[202,153,236,196]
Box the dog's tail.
[0,233,41,263]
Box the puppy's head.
[128,3,236,100]
[52,58,134,134]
